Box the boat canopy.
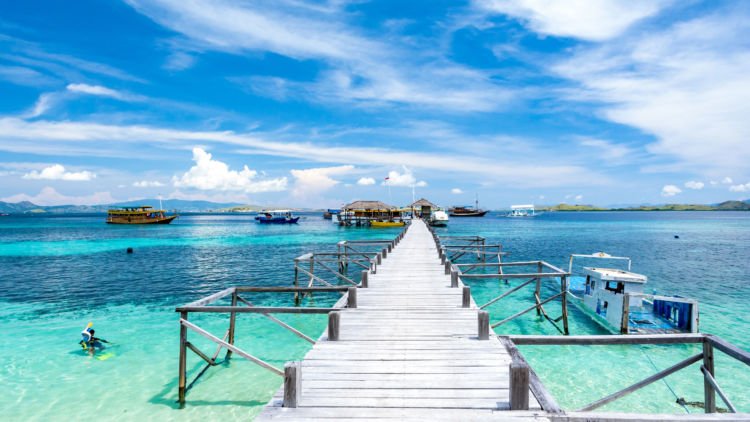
[583,267,647,284]
[510,204,535,210]
[568,252,632,274]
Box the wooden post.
[226,290,237,359]
[510,362,530,410]
[704,340,716,413]
[481,238,486,262]
[382,247,388,259]
[388,242,393,253]
[328,311,340,341]
[444,260,451,275]
[293,262,300,306]
[462,286,471,308]
[478,310,489,340]
[561,276,569,335]
[451,269,458,288]
[535,262,543,316]
[376,252,382,265]
[441,251,446,265]
[361,270,368,288]
[178,312,188,405]
[283,361,301,408]
[347,287,357,308]
[620,292,630,334]
[309,257,315,286]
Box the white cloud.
[290,165,354,198]
[576,137,633,163]
[684,181,704,190]
[66,83,140,101]
[173,147,287,193]
[661,184,682,197]
[23,93,57,118]
[575,194,583,201]
[476,0,668,41]
[553,12,750,176]
[451,188,464,194]
[729,183,750,193]
[357,177,376,186]
[22,164,95,181]
[1,186,115,206]
[383,167,427,188]
[722,177,733,184]
[133,180,165,188]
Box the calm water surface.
[1,211,748,419]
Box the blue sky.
[0,0,748,208]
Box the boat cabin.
[508,204,535,217]
[106,206,177,224]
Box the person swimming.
[79,322,109,353]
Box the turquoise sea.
[1,211,749,419]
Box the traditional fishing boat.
[370,220,406,228]
[106,206,177,224]
[449,197,487,217]
[567,252,699,334]
[255,210,300,224]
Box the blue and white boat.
[567,252,699,334]
[255,210,300,224]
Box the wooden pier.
[177,219,750,420]
[258,219,546,420]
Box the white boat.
[567,252,699,334]
[429,210,449,227]
[507,204,536,217]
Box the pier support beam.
[178,312,188,405]
[445,260,451,275]
[361,270,368,288]
[451,270,458,288]
[478,311,489,340]
[328,311,340,341]
[703,341,716,413]
[382,248,388,259]
[347,287,357,309]
[283,361,301,408]
[462,286,471,308]
[509,362,530,410]
[226,290,238,359]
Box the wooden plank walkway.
[259,219,547,421]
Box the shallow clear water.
[1,211,748,419]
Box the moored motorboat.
[448,196,487,217]
[567,252,698,334]
[429,210,449,227]
[255,210,300,224]
[106,206,177,224]
[507,204,536,217]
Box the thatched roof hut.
[410,198,437,208]
[343,200,396,210]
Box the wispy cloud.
[684,181,704,190]
[290,165,354,199]
[356,177,376,186]
[126,0,512,111]
[475,0,670,41]
[552,8,750,177]
[1,186,115,206]
[133,180,165,188]
[0,117,603,188]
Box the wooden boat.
[449,197,487,217]
[255,210,300,224]
[106,206,177,224]
[370,220,405,228]
[567,252,699,334]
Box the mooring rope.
[640,345,690,414]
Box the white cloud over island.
[22,164,95,181]
[173,147,287,193]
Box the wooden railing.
[504,334,750,415]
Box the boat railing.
[503,333,750,415]
[620,292,699,334]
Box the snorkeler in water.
[79,322,109,353]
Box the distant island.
[539,200,750,212]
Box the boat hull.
[106,215,177,225]
[370,221,405,228]
[257,217,300,224]
[448,211,488,217]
